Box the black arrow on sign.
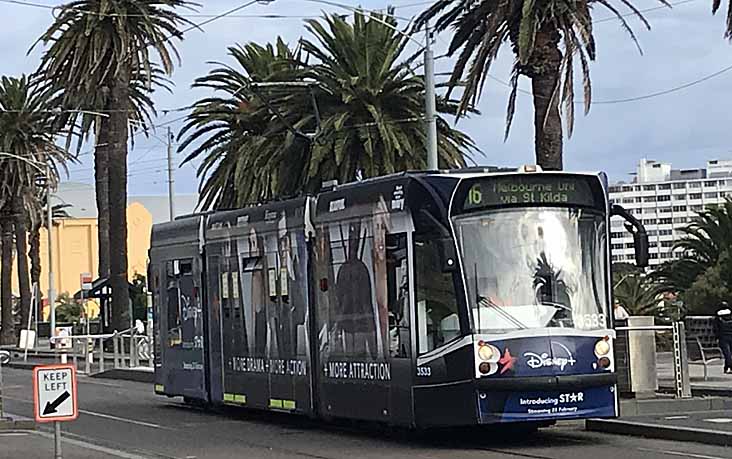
[43,391,71,415]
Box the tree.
[0,219,12,344]
[34,0,195,332]
[180,11,477,209]
[614,272,667,316]
[653,198,732,292]
[179,39,305,209]
[413,0,665,170]
[0,75,67,344]
[712,0,732,38]
[300,11,475,185]
[681,250,732,315]
[55,292,84,324]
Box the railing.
[615,320,691,399]
[49,328,153,375]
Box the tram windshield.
[455,207,609,333]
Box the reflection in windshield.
[455,208,608,332]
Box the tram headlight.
[478,345,493,361]
[594,337,611,357]
[477,341,499,362]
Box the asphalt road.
[2,367,731,459]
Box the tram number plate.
[416,367,431,377]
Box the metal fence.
[615,319,691,399]
[50,328,153,375]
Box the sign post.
[80,273,93,371]
[33,364,78,459]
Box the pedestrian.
[614,300,630,321]
[713,302,732,374]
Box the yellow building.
[11,202,153,319]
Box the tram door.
[159,257,207,401]
[386,233,413,425]
[263,230,310,413]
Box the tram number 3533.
[416,367,432,377]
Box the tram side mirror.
[629,224,649,268]
[611,204,649,268]
[438,238,458,273]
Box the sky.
[2,0,732,198]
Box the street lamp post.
[46,163,55,349]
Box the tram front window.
[455,207,609,333]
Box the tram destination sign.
[461,175,602,211]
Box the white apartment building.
[609,159,732,266]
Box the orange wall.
[11,202,153,301]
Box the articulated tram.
[149,167,648,428]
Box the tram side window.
[387,233,410,358]
[166,259,193,348]
[221,259,231,319]
[414,236,460,353]
[229,257,242,318]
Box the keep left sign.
[33,364,78,423]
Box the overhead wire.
[0,0,431,15]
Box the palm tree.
[712,0,732,38]
[34,0,195,332]
[179,38,305,209]
[300,11,476,185]
[653,197,732,292]
[0,75,67,344]
[413,0,666,170]
[614,272,666,316]
[180,11,477,208]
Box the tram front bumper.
[475,373,618,423]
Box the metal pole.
[55,351,67,459]
[24,284,36,362]
[54,422,62,459]
[47,164,56,351]
[166,127,175,221]
[672,321,692,399]
[424,21,438,171]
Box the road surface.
[1,367,730,459]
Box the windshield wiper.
[473,262,527,330]
[477,295,528,330]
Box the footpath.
[587,354,732,446]
[0,429,151,459]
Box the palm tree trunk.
[14,196,31,332]
[1,216,15,344]
[530,26,563,171]
[29,223,41,287]
[108,71,131,332]
[96,119,111,279]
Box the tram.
[149,166,648,427]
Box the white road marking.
[638,447,729,459]
[2,395,171,430]
[0,432,30,437]
[703,418,732,424]
[78,409,173,430]
[664,416,690,420]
